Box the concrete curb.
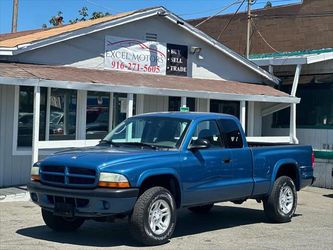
[0,192,31,202]
[0,186,31,202]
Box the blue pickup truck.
[28,112,315,245]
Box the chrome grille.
[40,165,97,188]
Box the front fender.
[136,168,182,188]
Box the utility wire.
[195,0,243,27]
[217,0,246,40]
[251,19,280,53]
[85,0,123,13]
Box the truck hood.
[41,145,179,170]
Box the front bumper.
[28,181,139,217]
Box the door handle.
[223,158,231,164]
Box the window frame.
[188,119,225,149]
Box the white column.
[240,100,246,133]
[247,101,254,136]
[269,65,274,74]
[32,86,41,165]
[127,93,134,118]
[136,94,145,114]
[206,99,210,112]
[291,64,302,96]
[108,92,114,131]
[181,96,187,107]
[45,87,51,140]
[290,104,298,144]
[76,90,87,140]
[290,64,302,144]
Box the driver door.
[180,120,232,206]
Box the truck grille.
[40,165,97,188]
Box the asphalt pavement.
[0,186,332,250]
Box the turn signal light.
[31,175,40,181]
[98,181,130,188]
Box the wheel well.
[276,164,300,190]
[140,175,181,208]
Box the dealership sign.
[105,36,167,75]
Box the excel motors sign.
[105,36,167,75]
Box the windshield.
[103,116,191,149]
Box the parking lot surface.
[0,187,332,250]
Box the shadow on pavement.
[323,193,333,199]
[16,205,285,247]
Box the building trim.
[251,51,333,66]
[0,76,299,104]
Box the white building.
[0,7,300,187]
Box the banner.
[105,36,167,75]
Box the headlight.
[31,164,40,181]
[98,172,130,188]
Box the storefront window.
[273,83,333,129]
[86,91,110,139]
[112,93,136,128]
[17,86,47,147]
[168,97,195,111]
[210,100,240,118]
[49,88,77,140]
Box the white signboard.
[105,36,167,75]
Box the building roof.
[189,0,333,55]
[0,63,297,103]
[251,48,333,66]
[0,6,279,85]
[0,10,135,48]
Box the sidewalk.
[0,186,30,202]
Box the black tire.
[129,187,177,246]
[188,203,214,214]
[42,209,85,232]
[263,176,297,223]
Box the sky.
[0,0,301,34]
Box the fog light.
[103,201,110,210]
[30,193,38,202]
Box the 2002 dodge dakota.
[28,112,315,245]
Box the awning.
[0,63,299,103]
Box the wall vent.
[145,33,158,41]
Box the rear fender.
[270,158,300,192]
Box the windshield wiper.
[98,139,119,147]
[118,142,160,150]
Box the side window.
[191,120,223,147]
[218,119,243,148]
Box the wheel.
[263,176,297,223]
[129,187,177,246]
[42,208,85,231]
[188,203,214,214]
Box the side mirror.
[189,139,211,150]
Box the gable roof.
[0,6,279,85]
[0,10,136,48]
